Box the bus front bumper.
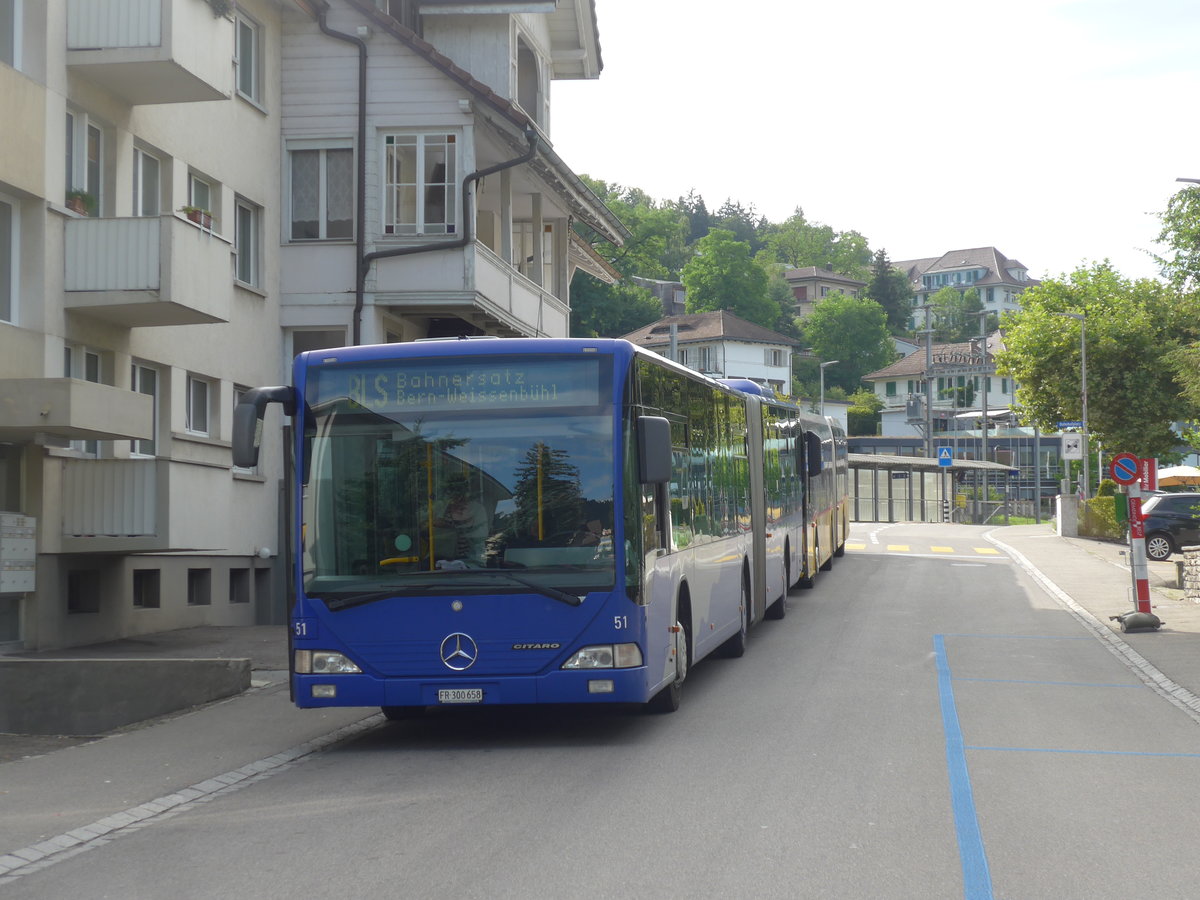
[293,667,651,709]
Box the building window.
[290,329,345,358]
[132,147,160,217]
[229,568,250,604]
[0,195,13,323]
[764,348,784,367]
[186,375,212,436]
[133,569,161,609]
[130,362,159,456]
[66,344,102,456]
[67,570,101,614]
[235,12,261,104]
[235,199,260,287]
[65,111,103,214]
[188,172,214,225]
[383,133,457,235]
[187,568,212,606]
[289,145,353,240]
[1,0,17,68]
[886,381,897,397]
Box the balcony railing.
[0,379,153,443]
[65,0,232,105]
[64,215,233,327]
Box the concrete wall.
[0,657,250,734]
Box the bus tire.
[647,614,690,714]
[766,555,787,619]
[720,572,750,657]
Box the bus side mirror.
[805,431,823,478]
[638,415,672,484]
[232,386,295,468]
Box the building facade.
[621,311,798,397]
[894,247,1037,330]
[783,266,866,318]
[0,0,618,651]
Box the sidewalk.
[991,523,1200,705]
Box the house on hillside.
[621,311,799,397]
[893,247,1037,330]
[783,266,866,318]
[861,333,1014,438]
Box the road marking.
[0,715,382,884]
[845,542,867,550]
[974,548,1000,555]
[886,544,910,552]
[931,546,954,553]
[934,634,994,899]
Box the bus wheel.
[833,521,846,557]
[647,621,688,714]
[381,706,425,721]
[721,574,750,657]
[766,556,787,619]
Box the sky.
[552,0,1200,282]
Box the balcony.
[65,0,232,105]
[60,458,235,553]
[0,379,153,443]
[64,215,233,327]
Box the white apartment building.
[0,0,618,651]
[620,311,798,398]
[895,246,1037,331]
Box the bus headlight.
[295,650,362,674]
[561,643,643,670]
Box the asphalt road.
[8,522,1200,899]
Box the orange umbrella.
[1157,465,1200,487]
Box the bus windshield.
[301,354,616,599]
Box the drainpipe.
[315,10,368,344]
[358,126,540,337]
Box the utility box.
[0,515,37,593]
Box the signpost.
[1109,453,1161,631]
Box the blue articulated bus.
[233,338,847,715]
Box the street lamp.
[1052,311,1088,498]
[819,360,839,417]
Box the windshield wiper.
[314,587,411,612]
[464,571,583,607]
[312,572,583,611]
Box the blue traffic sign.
[1058,420,1083,429]
[1110,453,1139,485]
[937,447,953,467]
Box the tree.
[681,229,779,327]
[1154,183,1200,293]
[798,293,895,393]
[847,388,884,436]
[927,286,985,341]
[863,248,913,332]
[569,275,662,338]
[757,208,872,279]
[995,262,1200,459]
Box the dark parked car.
[1140,492,1200,561]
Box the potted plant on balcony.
[179,205,213,229]
[65,190,95,216]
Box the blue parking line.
[934,634,993,900]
